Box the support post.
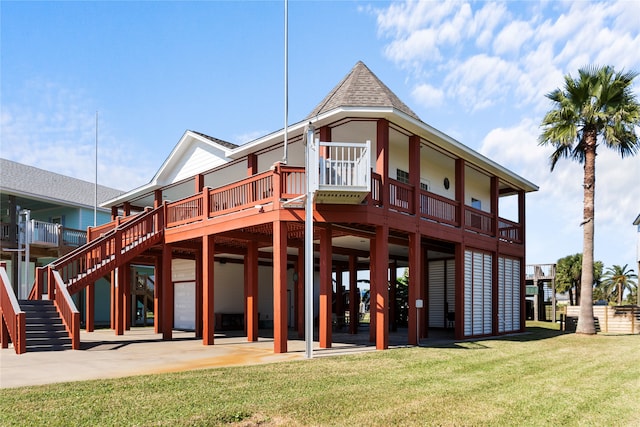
[273,220,288,353]
[162,245,173,340]
[202,235,215,345]
[408,232,421,345]
[319,226,332,348]
[86,282,95,332]
[349,255,358,335]
[246,240,259,341]
[374,225,389,350]
[296,246,305,338]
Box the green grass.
[2,322,639,426]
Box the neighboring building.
[20,61,538,353]
[0,158,122,322]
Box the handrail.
[498,217,522,244]
[464,205,494,235]
[388,179,414,214]
[50,269,80,350]
[419,190,459,226]
[0,266,26,354]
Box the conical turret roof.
[306,61,420,121]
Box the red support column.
[124,264,131,331]
[409,134,421,216]
[245,240,259,342]
[273,221,288,353]
[296,245,305,338]
[195,173,205,193]
[162,245,174,340]
[154,254,162,333]
[195,248,203,339]
[110,271,115,329]
[369,237,377,343]
[491,176,499,237]
[319,226,333,348]
[518,190,526,333]
[335,267,344,330]
[390,261,397,332]
[376,119,389,207]
[375,225,389,350]
[408,232,421,345]
[349,254,358,335]
[455,158,465,227]
[202,235,215,345]
[86,282,95,332]
[455,243,465,340]
[115,267,125,335]
[421,245,428,339]
[247,153,258,176]
[154,189,163,209]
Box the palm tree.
[539,65,640,334]
[556,253,603,305]
[601,264,638,305]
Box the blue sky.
[1,1,639,273]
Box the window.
[471,198,481,210]
[420,179,430,192]
[396,168,409,184]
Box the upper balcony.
[1,220,87,250]
[158,162,522,244]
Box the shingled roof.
[306,61,421,121]
[0,158,124,208]
[189,130,238,149]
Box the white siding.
[428,261,446,328]
[498,257,521,333]
[168,143,228,183]
[464,249,493,337]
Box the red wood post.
[335,267,344,330]
[162,245,173,340]
[409,134,421,217]
[273,220,288,353]
[349,254,358,334]
[518,190,526,333]
[296,245,305,338]
[390,261,397,332]
[86,282,95,332]
[319,225,332,348]
[375,225,389,350]
[195,248,203,339]
[455,243,465,340]
[124,264,131,331]
[369,237,377,343]
[246,240,259,342]
[421,246,428,339]
[110,270,115,330]
[247,153,258,176]
[154,254,162,334]
[455,158,465,227]
[376,119,389,208]
[408,232,421,345]
[491,176,499,237]
[202,235,215,345]
[115,266,125,335]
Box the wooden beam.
[162,245,173,340]
[349,255,358,335]
[154,254,162,334]
[246,240,259,342]
[202,235,215,345]
[85,282,95,332]
[273,220,288,353]
[408,232,421,345]
[296,246,304,338]
[319,225,332,348]
[374,225,389,350]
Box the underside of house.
[1,62,537,354]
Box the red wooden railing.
[49,269,80,350]
[465,206,494,235]
[209,171,274,216]
[0,265,26,354]
[47,206,164,295]
[498,218,522,243]
[388,179,414,214]
[419,190,459,226]
[371,173,382,205]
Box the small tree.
[556,253,603,305]
[600,264,638,305]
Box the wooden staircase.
[24,206,165,351]
[21,300,72,351]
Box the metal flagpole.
[94,111,98,227]
[305,124,316,358]
[282,0,288,165]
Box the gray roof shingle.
[189,131,238,149]
[306,61,421,121]
[0,158,124,208]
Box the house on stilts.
[1,61,538,354]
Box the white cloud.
[0,79,154,191]
[411,83,445,108]
[492,20,533,55]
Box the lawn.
[1,322,638,426]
